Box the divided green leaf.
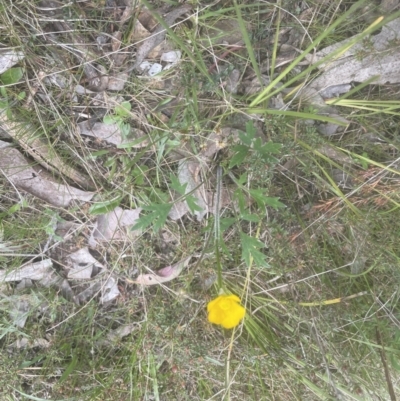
[131,203,172,232]
[240,231,269,268]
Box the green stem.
[215,165,223,290]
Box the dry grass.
[1,0,400,400]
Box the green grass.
[1,0,400,399]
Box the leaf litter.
[1,4,399,392]
[0,142,95,207]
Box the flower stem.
[215,165,223,290]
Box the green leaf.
[117,135,148,149]
[259,142,282,154]
[17,91,26,100]
[0,67,23,85]
[257,141,282,163]
[59,354,78,383]
[240,232,269,268]
[170,173,187,195]
[238,132,251,146]
[246,120,257,137]
[237,173,248,185]
[89,150,110,158]
[131,203,172,232]
[248,189,285,209]
[241,213,260,222]
[229,145,249,168]
[89,196,122,215]
[103,115,116,125]
[120,122,131,138]
[219,217,236,231]
[115,101,131,117]
[248,188,268,208]
[234,188,247,214]
[264,197,286,209]
[186,195,203,213]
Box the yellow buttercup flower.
[207,294,245,329]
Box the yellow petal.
[207,297,220,312]
[208,308,224,325]
[221,305,245,329]
[207,294,245,329]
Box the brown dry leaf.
[78,121,122,145]
[130,4,191,72]
[75,275,120,304]
[0,49,24,74]
[0,142,95,207]
[67,247,104,279]
[168,198,189,221]
[177,159,208,221]
[225,69,240,94]
[311,17,400,92]
[298,87,350,136]
[0,113,95,190]
[0,259,53,283]
[110,31,127,67]
[137,7,161,31]
[131,19,152,42]
[317,144,354,165]
[100,276,120,303]
[8,337,51,350]
[107,72,130,91]
[119,3,134,25]
[111,31,123,52]
[78,121,148,147]
[96,323,139,347]
[168,130,231,221]
[75,281,102,305]
[89,207,142,247]
[239,74,271,96]
[7,296,35,328]
[134,256,191,285]
[202,18,246,46]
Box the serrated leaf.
[241,213,260,222]
[89,197,122,215]
[237,173,247,185]
[240,231,269,268]
[229,145,249,168]
[170,173,187,195]
[131,203,172,232]
[258,142,282,163]
[259,142,282,154]
[249,189,285,210]
[186,195,203,213]
[0,67,23,85]
[234,188,247,214]
[246,120,257,136]
[219,217,236,231]
[264,197,286,209]
[239,130,253,146]
[219,236,232,258]
[248,188,268,208]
